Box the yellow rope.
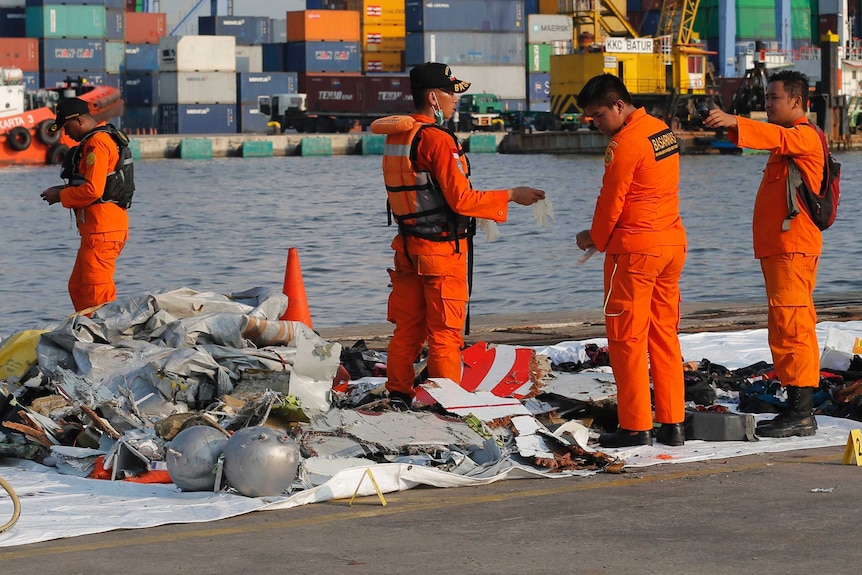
[0,474,22,534]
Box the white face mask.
[430,92,445,126]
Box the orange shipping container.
[346,0,405,26]
[363,51,403,73]
[538,0,559,14]
[287,10,360,42]
[362,24,405,52]
[124,12,168,45]
[0,38,39,72]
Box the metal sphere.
[223,426,300,497]
[165,426,228,492]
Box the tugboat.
[1,67,124,166]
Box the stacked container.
[122,11,167,133]
[346,0,406,73]
[199,15,268,73]
[285,10,361,74]
[0,0,39,89]
[526,14,573,112]
[405,0,526,105]
[158,35,237,134]
[236,71,298,133]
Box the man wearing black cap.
[371,62,545,410]
[40,98,130,313]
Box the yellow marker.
[842,429,862,466]
[348,468,387,507]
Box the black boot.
[598,428,652,448]
[756,386,817,438]
[655,423,685,446]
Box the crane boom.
[658,0,701,45]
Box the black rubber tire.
[46,143,69,165]
[6,126,31,151]
[36,119,61,145]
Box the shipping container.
[25,0,102,5]
[236,45,263,73]
[305,0,348,8]
[526,14,572,43]
[124,43,158,72]
[25,5,106,38]
[363,51,404,73]
[527,42,551,72]
[159,36,236,72]
[346,0,405,26]
[105,7,123,41]
[286,10,360,42]
[199,16,269,46]
[364,74,413,114]
[237,102,270,133]
[124,12,167,45]
[453,65,526,100]
[159,71,237,105]
[236,71,298,103]
[0,37,38,71]
[42,70,116,89]
[262,42,287,71]
[122,105,158,134]
[528,72,550,102]
[40,38,105,71]
[499,99,526,112]
[105,40,124,74]
[406,32,525,66]
[538,0,558,13]
[286,41,361,73]
[362,24,406,52]
[1,0,24,6]
[301,73,365,113]
[104,0,124,8]
[406,0,524,33]
[269,18,286,43]
[0,7,24,37]
[21,70,37,90]
[529,100,550,112]
[123,71,159,106]
[159,103,237,134]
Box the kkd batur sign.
[604,38,654,53]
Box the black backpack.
[62,124,135,209]
[786,123,840,231]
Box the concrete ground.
[2,294,861,573]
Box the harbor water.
[1,151,859,340]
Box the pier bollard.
[179,138,213,159]
[300,137,332,157]
[240,140,273,158]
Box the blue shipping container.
[285,42,360,73]
[21,71,38,90]
[105,8,124,41]
[237,103,270,133]
[26,0,97,5]
[405,31,525,66]
[42,70,117,90]
[0,8,25,38]
[124,43,159,72]
[123,106,159,134]
[406,0,524,33]
[159,103,237,134]
[529,101,550,112]
[528,72,550,102]
[500,99,526,112]
[199,16,269,46]
[40,39,105,71]
[262,43,287,72]
[236,72,298,104]
[524,0,539,14]
[123,72,159,106]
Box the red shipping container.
[301,73,365,113]
[0,38,39,72]
[125,12,167,44]
[364,75,413,114]
[819,14,840,38]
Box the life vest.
[372,115,473,244]
[61,124,135,209]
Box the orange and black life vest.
[373,115,473,243]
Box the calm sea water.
[1,150,859,339]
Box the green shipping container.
[26,5,107,39]
[527,43,551,73]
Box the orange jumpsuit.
[60,123,129,311]
[380,114,509,397]
[590,108,688,432]
[730,116,824,389]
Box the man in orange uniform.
[40,98,129,312]
[371,63,545,410]
[704,70,823,437]
[574,74,688,448]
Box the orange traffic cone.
[279,247,313,328]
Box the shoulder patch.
[604,140,618,167]
[648,128,679,161]
[85,151,97,166]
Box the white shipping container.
[449,65,526,101]
[0,0,25,7]
[159,35,236,72]
[235,45,263,73]
[526,14,573,44]
[159,71,237,105]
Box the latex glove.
[533,197,556,227]
[477,218,501,242]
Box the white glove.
[477,218,501,242]
[533,197,556,227]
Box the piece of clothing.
[378,114,509,396]
[760,253,821,389]
[59,123,129,311]
[591,107,688,431]
[730,116,824,259]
